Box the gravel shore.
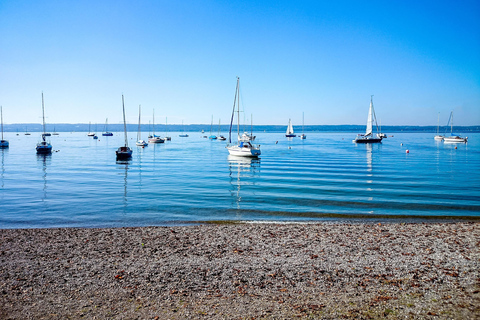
[1,222,479,319]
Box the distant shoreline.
[3,124,480,133]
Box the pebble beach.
[1,222,479,319]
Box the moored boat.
[443,112,467,143]
[0,106,9,148]
[226,77,261,157]
[36,93,52,154]
[116,95,132,160]
[353,95,384,143]
[285,119,296,137]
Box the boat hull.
[136,140,148,147]
[148,137,164,143]
[116,147,132,159]
[227,145,261,157]
[434,135,444,141]
[354,136,383,143]
[102,132,113,136]
[444,136,467,143]
[0,140,9,148]
[285,134,296,137]
[36,143,52,154]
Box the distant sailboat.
[36,93,52,154]
[102,118,113,136]
[443,111,467,143]
[24,127,31,135]
[300,112,306,139]
[116,95,133,160]
[87,122,95,136]
[164,117,171,141]
[285,119,296,137]
[226,77,261,157]
[0,106,9,148]
[136,105,148,147]
[148,109,164,143]
[353,95,383,143]
[179,120,189,137]
[434,112,444,141]
[218,119,226,140]
[52,126,59,135]
[209,115,217,140]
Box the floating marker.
[406,149,409,154]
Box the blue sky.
[1,0,479,126]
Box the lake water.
[0,131,479,228]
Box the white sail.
[365,97,373,136]
[286,119,294,135]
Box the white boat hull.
[434,135,444,141]
[227,145,261,157]
[444,136,467,143]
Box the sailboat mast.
[236,77,240,138]
[228,77,239,143]
[437,112,440,134]
[41,92,46,135]
[152,110,155,136]
[137,105,141,141]
[1,106,3,140]
[122,95,128,147]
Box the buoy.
[406,149,409,153]
[401,143,403,146]
[275,141,278,144]
[288,146,291,149]
[455,146,457,149]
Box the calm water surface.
[0,131,479,228]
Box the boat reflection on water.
[116,160,130,211]
[0,149,6,188]
[228,155,260,212]
[37,154,52,204]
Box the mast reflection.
[227,155,260,212]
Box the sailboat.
[24,127,31,135]
[443,111,467,143]
[218,119,226,140]
[179,120,189,137]
[300,112,306,139]
[116,95,133,160]
[209,115,217,139]
[353,95,383,143]
[434,112,444,140]
[52,126,59,135]
[226,77,261,157]
[102,118,113,136]
[164,117,171,141]
[285,119,296,137]
[87,122,95,136]
[148,109,164,143]
[36,93,53,154]
[0,106,9,148]
[136,105,148,147]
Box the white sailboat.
[116,95,133,159]
[87,122,95,136]
[148,109,164,143]
[227,77,261,157]
[179,120,189,137]
[285,119,296,137]
[0,106,9,148]
[443,111,467,143]
[353,95,383,143]
[36,93,52,154]
[135,105,148,147]
[434,112,444,140]
[300,112,306,139]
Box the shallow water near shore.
[0,131,479,228]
